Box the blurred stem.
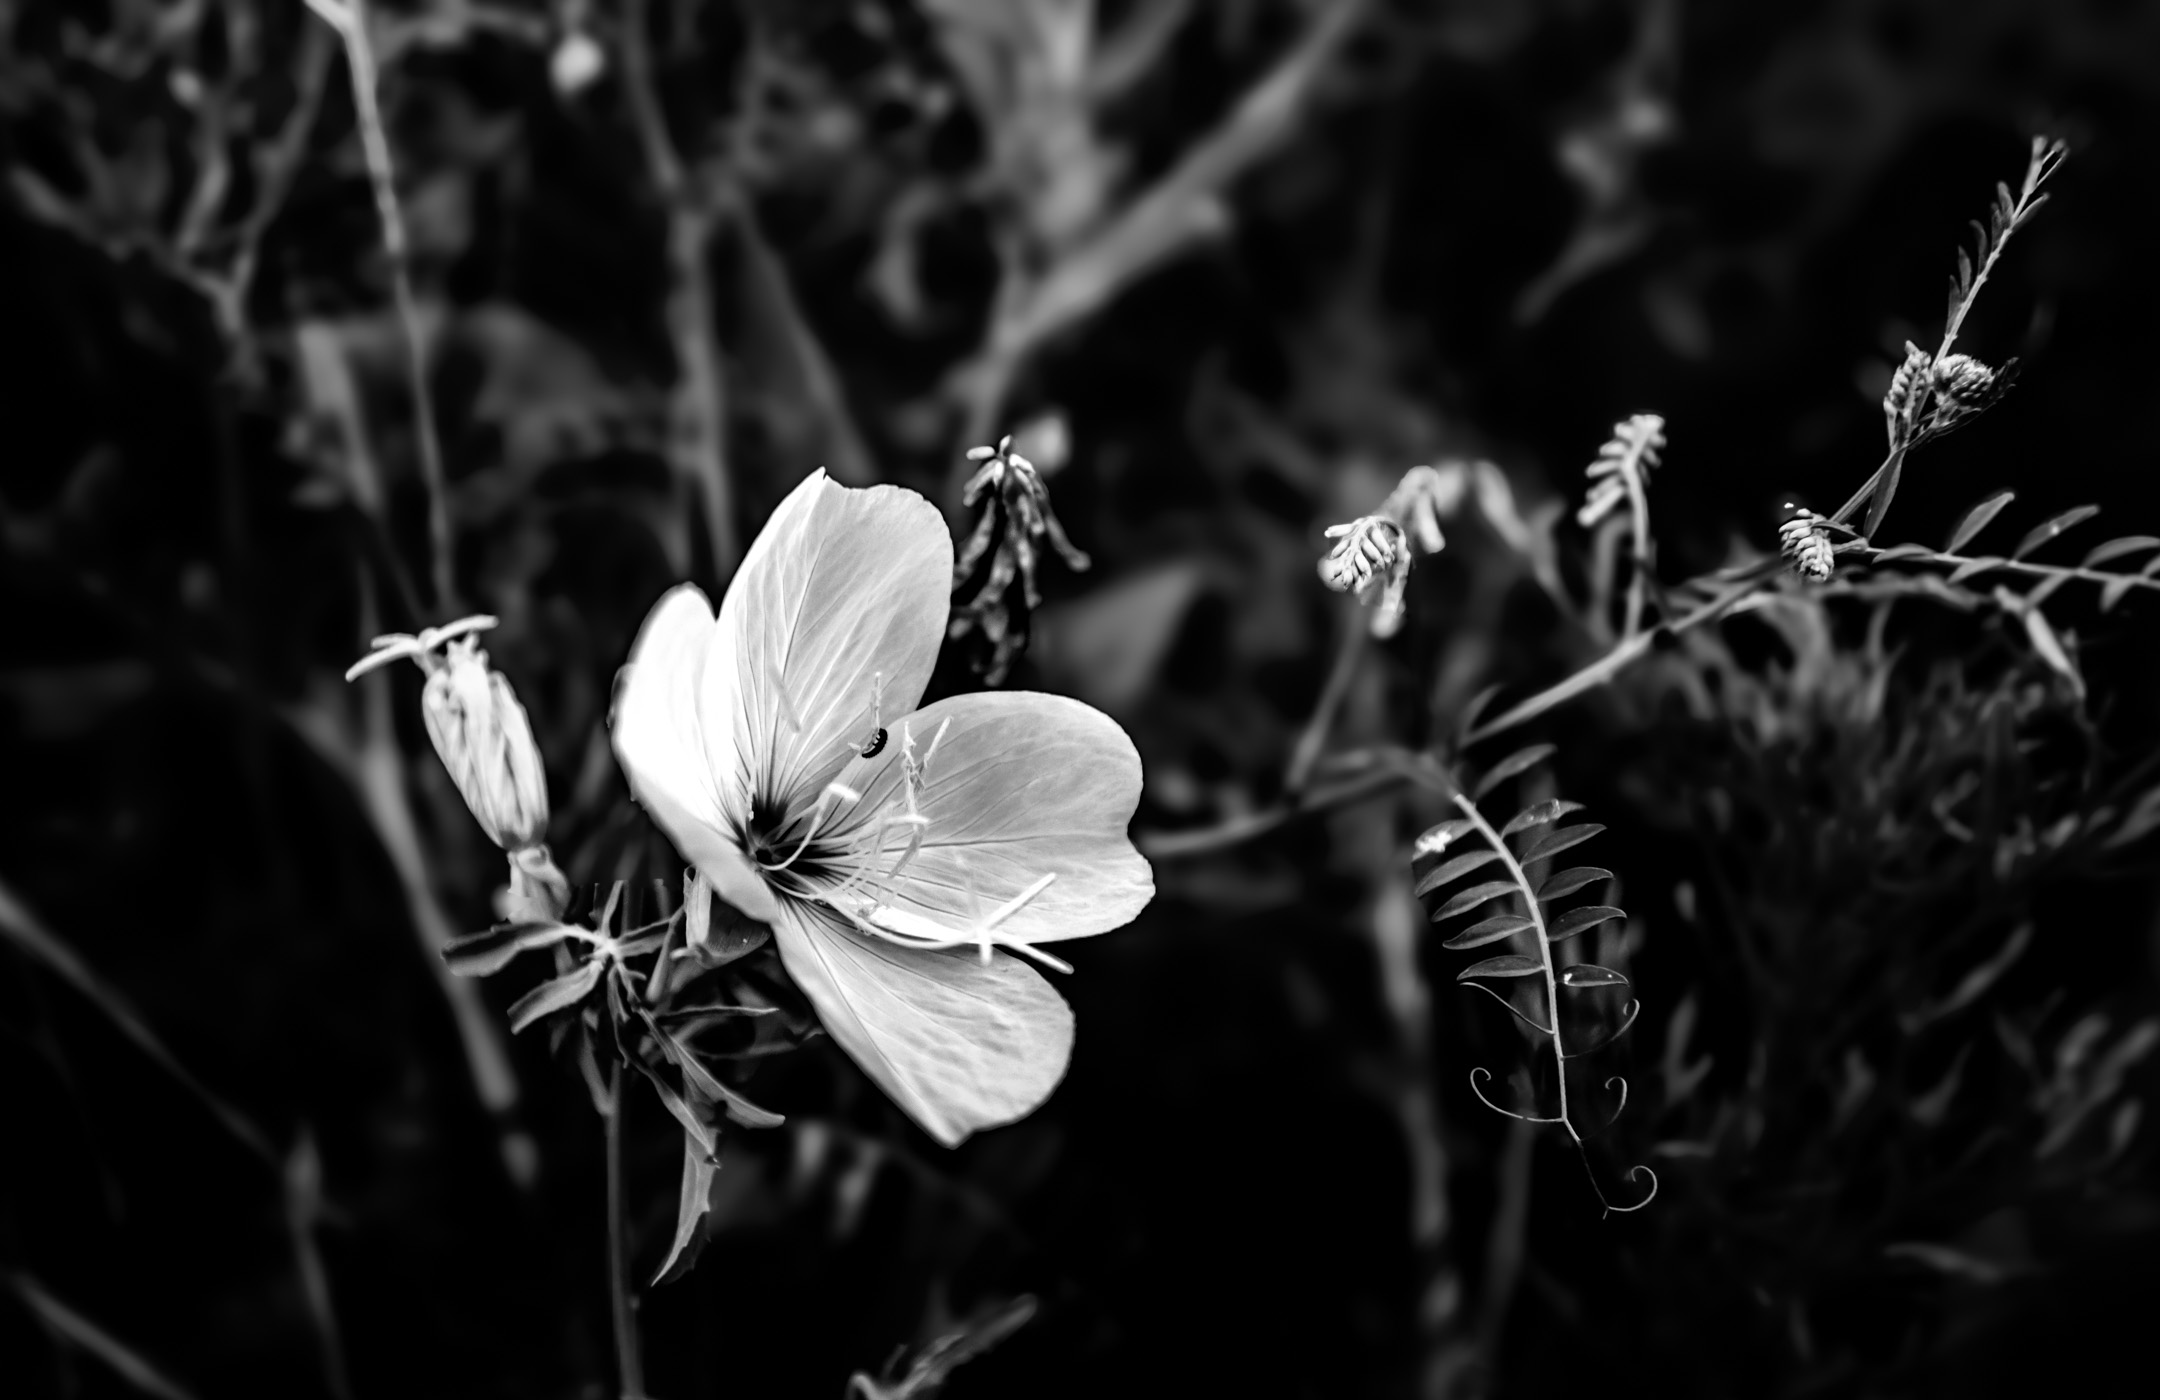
[1370,870,1477,1398]
[604,1063,647,1400]
[622,0,738,581]
[1477,1106,1538,1359]
[944,0,1368,504]
[1285,606,1367,793]
[310,0,456,610]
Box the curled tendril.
[1469,1066,1565,1125]
[1561,998,1642,1059]
[1591,1161,1660,1219]
[1460,979,1555,1036]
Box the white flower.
[612,471,1153,1145]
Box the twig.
[306,0,457,609]
[621,0,737,580]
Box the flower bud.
[420,637,550,851]
[1778,507,1835,583]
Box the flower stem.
[311,0,456,610]
[604,1064,646,1400]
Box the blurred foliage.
[6,1,2160,1397]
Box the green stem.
[326,0,456,610]
[605,1064,646,1400]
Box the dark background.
[6,1,2160,1397]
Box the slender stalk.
[621,0,737,580]
[1285,608,1368,792]
[310,0,456,609]
[604,1063,646,1400]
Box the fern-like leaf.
[1414,754,1656,1213]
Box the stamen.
[921,716,952,776]
[758,782,856,873]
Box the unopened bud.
[1778,506,1835,583]
[421,639,549,850]
[1883,341,1931,447]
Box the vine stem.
[307,0,456,610]
[604,1062,647,1400]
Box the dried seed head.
[951,431,1092,683]
[1778,506,1836,583]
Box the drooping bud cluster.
[347,615,568,919]
[1883,341,2017,451]
[950,430,1092,684]
[1578,414,1665,530]
[1318,464,1453,637]
[1778,504,1836,583]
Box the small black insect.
[859,728,888,759]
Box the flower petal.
[717,471,952,815]
[770,896,1073,1146]
[613,585,779,923]
[826,691,1152,944]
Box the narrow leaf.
[1414,848,1504,895]
[2102,574,2140,613]
[1442,914,1535,950]
[1433,880,1519,921]
[1454,683,1506,743]
[1947,490,2016,552]
[1947,556,2000,585]
[1458,955,1542,981]
[631,1057,719,1157]
[2017,602,2084,699]
[1537,867,1614,902]
[667,1033,785,1129]
[653,1134,720,1285]
[1518,823,1606,865]
[2081,535,2160,569]
[1956,245,1973,291]
[2027,573,2071,608]
[506,959,605,1033]
[2014,505,2100,560]
[6,1273,200,1400]
[1546,905,1626,942]
[1473,744,1555,800]
[443,921,580,978]
[1501,799,1585,836]
[1413,817,1478,856]
[1561,963,1628,988]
